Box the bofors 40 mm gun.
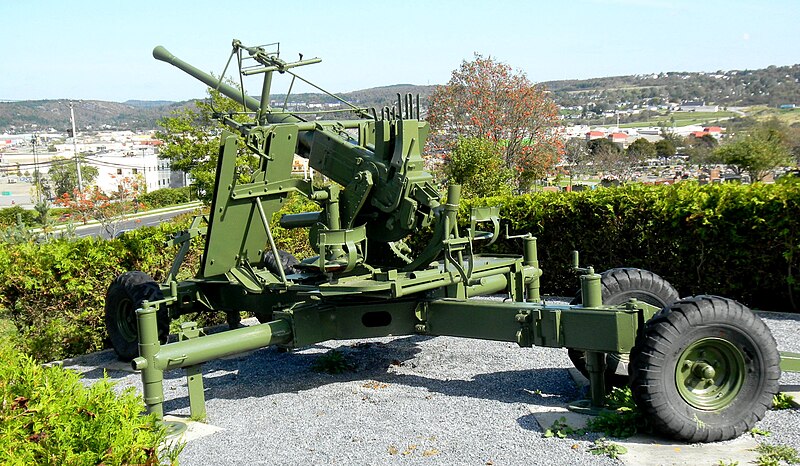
[105,39,793,443]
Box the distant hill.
[3,63,799,132]
[542,64,800,109]
[0,85,437,133]
[0,99,195,132]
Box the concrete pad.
[163,415,223,443]
[532,409,592,433]
[617,434,759,466]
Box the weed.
[750,427,771,437]
[753,443,800,466]
[772,393,795,410]
[588,438,628,459]
[693,414,707,430]
[543,416,585,438]
[312,350,355,374]
[714,460,739,466]
[586,387,648,438]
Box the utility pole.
[31,134,41,203]
[69,101,84,191]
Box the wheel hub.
[676,337,746,411]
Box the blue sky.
[1,0,798,102]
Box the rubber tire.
[104,271,169,362]
[630,296,780,442]
[568,267,679,389]
[263,250,300,276]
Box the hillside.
[0,85,437,133]
[543,64,800,109]
[2,63,799,132]
[0,99,194,132]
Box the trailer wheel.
[105,271,169,361]
[568,268,679,389]
[630,296,779,442]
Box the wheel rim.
[114,297,138,343]
[675,337,746,410]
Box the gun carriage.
[104,40,795,443]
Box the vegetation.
[427,54,561,190]
[156,87,257,203]
[0,333,182,465]
[48,156,99,197]
[548,64,800,110]
[453,179,800,313]
[772,392,795,410]
[138,186,195,209]
[753,443,800,466]
[586,387,648,438]
[0,192,316,362]
[311,350,355,374]
[714,122,792,181]
[439,137,513,198]
[588,438,628,459]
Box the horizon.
[2,61,800,105]
[2,0,799,102]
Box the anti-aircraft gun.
[105,40,793,443]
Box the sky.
[1,0,799,102]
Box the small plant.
[753,443,800,466]
[543,416,585,438]
[714,460,739,466]
[772,392,795,410]
[750,427,772,437]
[586,387,648,438]
[312,349,355,374]
[588,438,628,459]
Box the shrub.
[0,335,182,465]
[138,187,194,209]
[0,219,196,361]
[0,206,38,228]
[460,179,800,312]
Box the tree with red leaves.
[427,54,562,191]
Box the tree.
[47,157,98,197]
[562,138,590,185]
[655,139,676,160]
[156,85,256,203]
[626,138,656,161]
[427,54,561,191]
[685,134,718,165]
[588,138,640,182]
[714,125,791,181]
[440,137,513,198]
[55,176,143,235]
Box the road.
[68,203,203,239]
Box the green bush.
[0,335,181,465]
[0,195,315,362]
[0,206,38,228]
[462,179,800,312]
[138,187,194,209]
[0,219,197,361]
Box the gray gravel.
[70,305,800,466]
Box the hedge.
[463,178,800,313]
[0,195,315,362]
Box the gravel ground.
[71,306,800,466]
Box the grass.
[753,443,800,466]
[619,111,737,128]
[746,106,800,125]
